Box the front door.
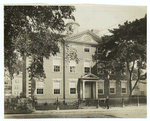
[85,82,91,98]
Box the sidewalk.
[33,105,147,114]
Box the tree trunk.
[22,53,26,98]
[127,61,135,104]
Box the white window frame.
[36,88,44,95]
[36,81,44,95]
[121,80,127,94]
[69,79,77,95]
[109,80,116,94]
[83,46,91,53]
[53,79,61,95]
[84,60,91,73]
[69,60,77,73]
[53,57,61,73]
[98,80,104,95]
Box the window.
[53,58,61,72]
[37,89,43,94]
[70,81,76,94]
[121,80,127,94]
[84,46,90,52]
[98,80,104,95]
[15,85,18,89]
[84,61,91,73]
[69,60,76,73]
[54,81,60,94]
[36,81,44,95]
[97,63,104,74]
[109,80,116,94]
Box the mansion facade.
[25,20,130,103]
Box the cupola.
[66,19,80,34]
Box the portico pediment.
[81,73,99,80]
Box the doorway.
[85,82,92,98]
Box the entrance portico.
[79,73,100,100]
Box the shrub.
[4,95,37,114]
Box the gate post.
[137,96,140,106]
[97,99,99,108]
[56,97,59,110]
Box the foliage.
[65,44,79,64]
[4,6,76,79]
[4,95,37,114]
[95,15,146,99]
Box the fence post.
[137,96,140,106]
[56,97,59,110]
[97,99,99,108]
[122,97,125,107]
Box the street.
[4,106,147,118]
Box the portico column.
[83,81,85,100]
[96,82,98,99]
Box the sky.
[72,4,147,36]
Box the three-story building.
[26,20,130,104]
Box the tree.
[4,6,76,96]
[95,15,146,102]
[4,6,75,78]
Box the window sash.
[53,81,60,94]
[37,89,43,94]
[70,66,76,73]
[69,60,76,66]
[121,82,127,93]
[122,88,126,93]
[54,89,60,94]
[54,81,60,89]
[54,65,60,72]
[84,61,90,67]
[110,88,115,93]
[84,47,90,52]
[98,89,103,94]
[110,82,116,88]
[84,67,90,73]
[53,59,61,65]
[70,88,76,94]
[109,81,116,94]
[98,81,104,94]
